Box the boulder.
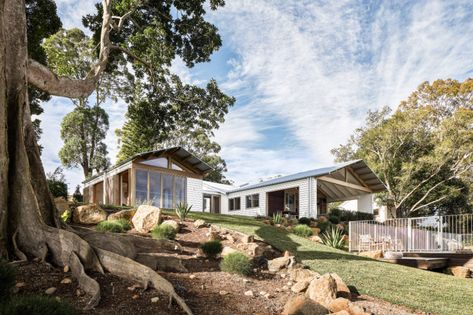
[240,234,254,244]
[291,280,311,293]
[193,219,207,228]
[289,268,319,282]
[72,204,107,224]
[309,235,323,243]
[131,205,162,233]
[358,250,383,259]
[448,266,471,278]
[282,295,327,315]
[329,273,351,299]
[161,220,180,232]
[54,197,69,214]
[221,246,239,257]
[268,256,295,273]
[348,304,368,315]
[383,251,403,260]
[108,208,136,221]
[305,274,337,308]
[332,311,350,315]
[328,297,350,313]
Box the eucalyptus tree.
[332,79,473,217]
[0,1,228,312]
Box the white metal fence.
[349,214,473,253]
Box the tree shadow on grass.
[253,224,373,263]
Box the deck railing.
[348,214,473,253]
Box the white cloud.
[54,0,98,30]
[210,0,473,184]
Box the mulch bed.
[9,219,427,314]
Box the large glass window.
[246,194,259,208]
[162,174,173,208]
[139,157,168,168]
[134,169,186,208]
[149,172,161,206]
[229,197,241,211]
[135,169,148,204]
[175,176,186,206]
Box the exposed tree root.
[30,226,194,314]
[95,248,193,315]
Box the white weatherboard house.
[82,147,386,218]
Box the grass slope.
[166,210,473,315]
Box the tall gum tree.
[0,1,228,313]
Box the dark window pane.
[235,197,240,210]
[163,174,173,208]
[149,172,161,207]
[135,169,148,204]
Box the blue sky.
[41,0,473,192]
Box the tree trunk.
[0,2,192,313]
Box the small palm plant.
[272,212,283,225]
[321,227,347,249]
[175,202,192,222]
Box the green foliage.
[99,204,133,211]
[297,217,311,226]
[321,227,347,249]
[151,224,176,240]
[175,203,192,222]
[328,215,340,224]
[96,220,129,233]
[200,240,223,259]
[0,259,17,302]
[329,208,374,222]
[293,224,313,237]
[72,185,83,203]
[272,212,283,225]
[0,295,79,315]
[61,209,72,224]
[46,167,68,199]
[332,79,473,216]
[316,220,333,234]
[220,252,252,276]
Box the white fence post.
[407,218,412,252]
[349,221,352,252]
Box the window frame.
[228,197,241,211]
[245,193,259,209]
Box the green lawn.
[166,210,473,315]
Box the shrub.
[96,220,125,233]
[272,212,283,225]
[293,224,313,237]
[151,224,176,240]
[330,208,374,222]
[220,252,252,276]
[298,217,311,226]
[328,215,340,224]
[114,218,132,231]
[99,204,133,211]
[0,295,79,315]
[321,227,347,249]
[60,209,72,224]
[316,220,332,234]
[0,259,16,302]
[175,203,192,222]
[201,240,223,259]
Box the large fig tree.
[0,0,228,313]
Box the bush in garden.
[328,215,340,224]
[96,220,125,233]
[0,259,16,302]
[201,240,223,259]
[175,203,192,222]
[321,227,347,249]
[220,252,252,276]
[272,212,283,225]
[316,219,332,234]
[293,224,313,237]
[151,224,176,240]
[114,218,132,231]
[60,209,72,224]
[0,295,79,315]
[298,217,311,226]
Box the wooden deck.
[381,257,448,270]
[403,252,473,268]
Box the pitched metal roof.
[83,147,212,184]
[228,160,385,193]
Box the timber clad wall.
[222,178,312,217]
[186,177,203,212]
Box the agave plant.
[272,211,283,225]
[175,202,192,222]
[321,227,347,249]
